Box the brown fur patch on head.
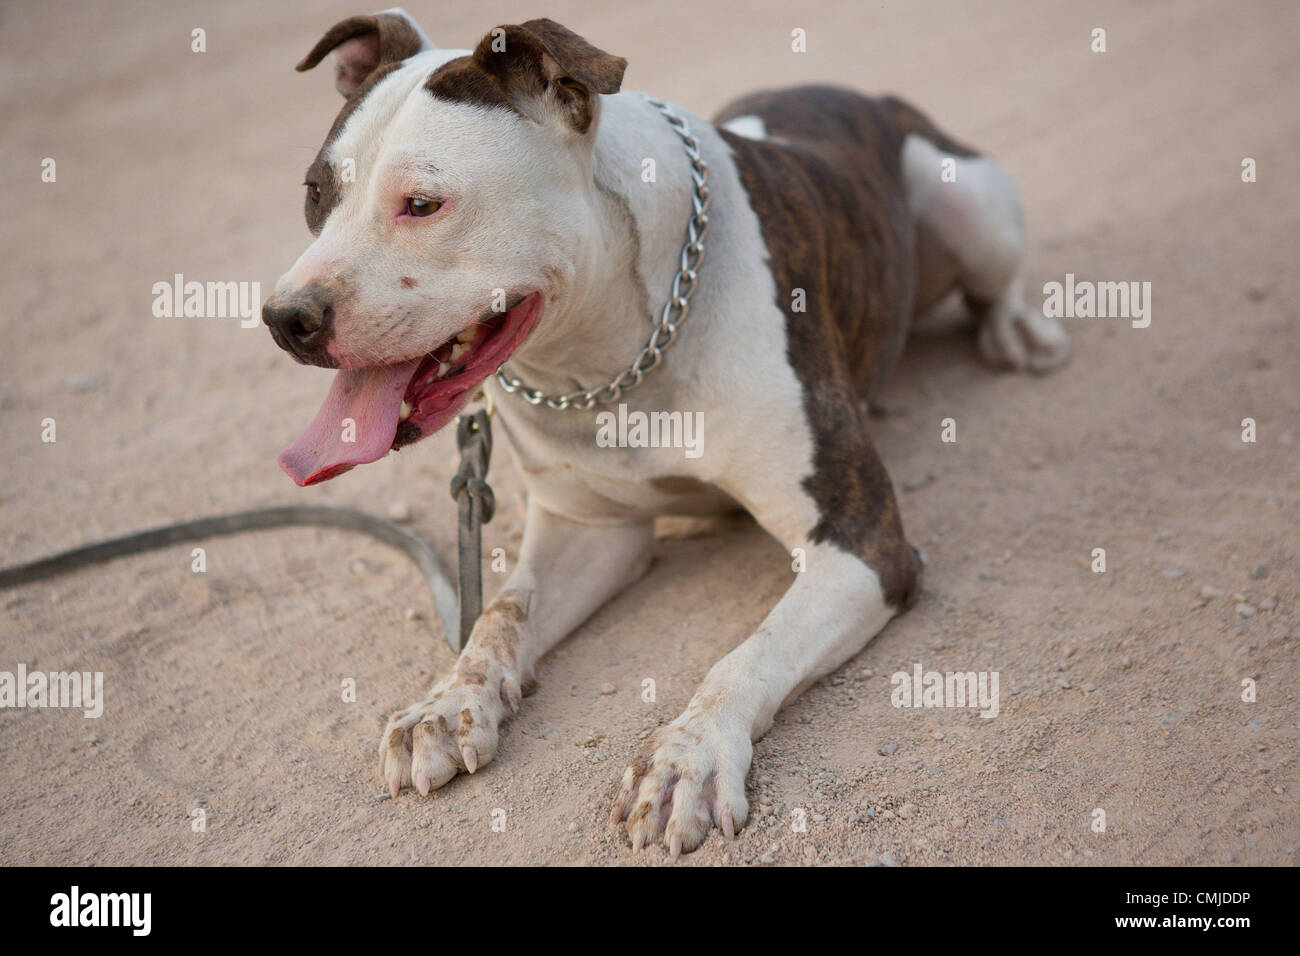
[425,18,625,133]
[301,59,405,234]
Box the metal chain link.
[495,96,711,411]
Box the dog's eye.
[306,182,321,205]
[406,197,441,217]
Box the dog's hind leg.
[380,500,652,797]
[903,134,1070,373]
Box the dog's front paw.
[610,711,752,857]
[379,660,521,798]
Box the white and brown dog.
[263,9,1070,856]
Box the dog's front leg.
[381,500,653,797]
[612,544,901,856]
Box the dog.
[262,8,1070,856]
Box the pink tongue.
[277,359,419,486]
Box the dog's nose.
[263,288,336,366]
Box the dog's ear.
[296,8,433,97]
[470,18,626,133]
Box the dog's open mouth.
[277,292,542,486]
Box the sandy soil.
[1,0,1297,866]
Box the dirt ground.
[2,0,1296,866]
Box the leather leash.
[448,402,495,652]
[0,505,462,651]
[1,406,499,655]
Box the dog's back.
[715,86,995,398]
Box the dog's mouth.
[277,292,542,486]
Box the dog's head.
[264,9,626,485]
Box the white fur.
[902,133,1070,371]
[719,114,767,141]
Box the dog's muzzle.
[263,286,337,367]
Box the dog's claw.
[720,812,735,840]
[463,746,479,774]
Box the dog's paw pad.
[610,714,751,857]
[378,668,517,797]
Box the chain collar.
[494,96,711,411]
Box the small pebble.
[1259,597,1277,611]
[1200,584,1226,599]
[1161,568,1186,580]
[902,473,936,492]
[880,743,899,756]
[387,500,412,523]
[599,682,616,696]
[1236,603,1257,619]
[1251,564,1269,580]
[879,851,901,867]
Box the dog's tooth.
[399,400,412,421]
[456,329,475,344]
[450,343,469,363]
[437,361,450,378]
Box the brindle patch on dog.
[715,86,932,608]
